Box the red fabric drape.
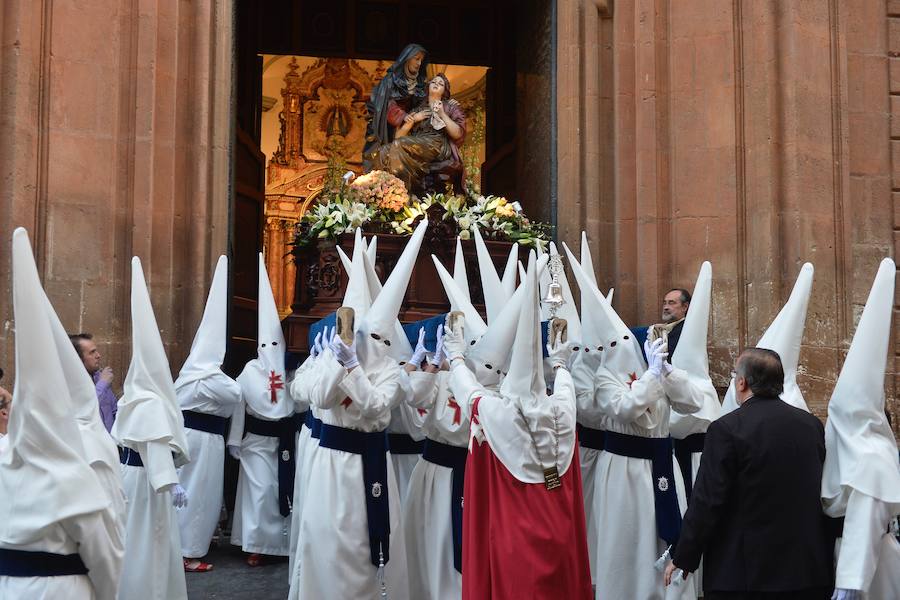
[461,401,593,599]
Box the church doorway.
[227,0,556,375]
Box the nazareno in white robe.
[228,358,295,556]
[402,369,470,600]
[570,347,605,584]
[290,351,410,600]
[831,490,900,598]
[387,398,425,506]
[286,354,316,581]
[0,510,123,600]
[589,367,702,600]
[175,375,240,558]
[118,441,186,600]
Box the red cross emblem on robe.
[627,372,638,388]
[268,371,284,404]
[341,397,353,408]
[448,397,462,425]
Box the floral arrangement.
[293,171,550,249]
[349,170,410,212]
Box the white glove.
[171,484,188,508]
[546,332,575,370]
[409,327,427,367]
[442,323,466,362]
[311,331,322,358]
[429,324,446,367]
[644,338,669,378]
[228,444,241,460]
[329,334,359,369]
[831,590,860,600]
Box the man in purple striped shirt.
[69,332,118,431]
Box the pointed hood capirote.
[452,236,471,308]
[234,253,293,420]
[580,231,598,288]
[563,242,609,354]
[434,252,547,389]
[175,255,231,387]
[43,289,121,476]
[669,261,721,436]
[562,244,645,383]
[338,229,382,304]
[433,255,488,344]
[500,242,519,300]
[822,258,900,514]
[341,232,374,318]
[722,262,814,414]
[0,228,109,544]
[356,218,428,367]
[546,242,582,343]
[473,225,507,324]
[112,257,190,468]
[499,251,547,405]
[174,255,241,412]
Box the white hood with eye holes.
[236,253,292,419]
[355,219,428,371]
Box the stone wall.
[557,0,897,425]
[0,0,233,389]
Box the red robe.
[462,399,593,599]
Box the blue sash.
[0,549,88,577]
[422,438,467,573]
[318,423,391,567]
[387,433,424,455]
[604,431,682,546]
[245,413,300,518]
[301,410,323,439]
[182,410,228,436]
[118,446,143,467]
[672,432,706,501]
[577,424,606,451]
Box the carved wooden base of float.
[284,225,520,355]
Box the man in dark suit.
[664,348,833,599]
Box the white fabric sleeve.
[338,362,403,418]
[309,352,352,409]
[407,370,439,410]
[288,358,314,413]
[594,367,664,427]
[570,351,602,418]
[226,396,245,447]
[835,490,894,591]
[62,509,124,600]
[660,368,704,415]
[138,440,179,492]
[550,367,577,408]
[448,361,489,420]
